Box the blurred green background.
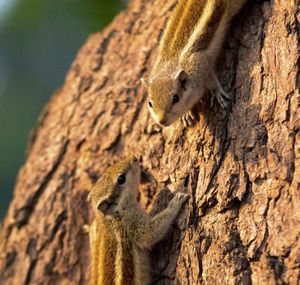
[0,0,126,219]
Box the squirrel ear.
[175,69,188,83]
[141,77,150,89]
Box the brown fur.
[88,155,188,285]
[157,0,206,63]
[144,0,247,126]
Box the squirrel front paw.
[169,192,189,209]
[208,72,231,109]
[181,111,197,128]
[210,86,231,109]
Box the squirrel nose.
[159,117,167,125]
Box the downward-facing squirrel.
[142,0,247,126]
[88,155,188,285]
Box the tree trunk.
[1,0,299,284]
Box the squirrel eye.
[117,174,126,185]
[172,94,179,104]
[148,101,153,108]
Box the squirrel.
[87,154,189,285]
[141,0,247,127]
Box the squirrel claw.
[209,72,231,109]
[211,89,230,109]
[170,192,189,209]
[181,111,197,127]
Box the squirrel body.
[88,155,188,285]
[142,0,247,126]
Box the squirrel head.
[142,69,198,126]
[88,154,140,216]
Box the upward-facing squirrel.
[88,155,188,285]
[142,0,247,127]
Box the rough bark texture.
[0,0,299,284]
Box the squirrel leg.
[132,192,188,248]
[208,71,230,109]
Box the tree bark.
[1,0,299,284]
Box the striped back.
[114,230,135,285]
[156,0,236,66]
[183,0,227,55]
[158,0,206,62]
[91,220,117,285]
[92,222,136,285]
